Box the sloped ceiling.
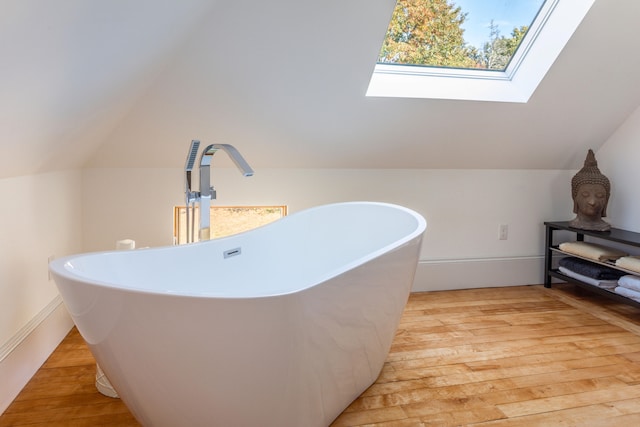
[3,0,640,178]
[0,0,217,179]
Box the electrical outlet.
[499,224,508,240]
[47,255,54,280]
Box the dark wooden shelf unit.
[544,221,640,308]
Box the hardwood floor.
[3,284,640,426]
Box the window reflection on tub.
[173,205,287,244]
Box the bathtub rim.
[49,201,426,299]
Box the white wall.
[596,104,640,233]
[0,171,82,413]
[83,167,575,290]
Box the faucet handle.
[186,190,200,204]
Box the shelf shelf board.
[544,221,640,248]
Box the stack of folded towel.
[558,257,625,290]
[615,275,640,302]
[558,241,640,301]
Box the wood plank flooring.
[3,283,640,426]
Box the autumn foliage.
[379,0,527,70]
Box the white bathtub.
[50,202,426,427]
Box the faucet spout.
[199,144,254,198]
[201,143,253,177]
[197,143,254,241]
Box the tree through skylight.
[379,0,546,71]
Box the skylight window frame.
[367,0,596,103]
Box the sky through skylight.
[378,0,546,71]
[456,0,545,49]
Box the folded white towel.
[618,275,640,293]
[614,286,640,302]
[559,266,618,290]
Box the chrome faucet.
[198,144,254,241]
[183,141,254,243]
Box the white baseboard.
[0,296,73,414]
[412,256,545,292]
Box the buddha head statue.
[569,149,611,231]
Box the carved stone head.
[569,149,611,231]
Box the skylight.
[367,0,596,102]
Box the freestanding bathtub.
[50,202,426,427]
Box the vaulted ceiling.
[3,0,640,178]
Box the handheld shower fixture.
[184,140,201,244]
[185,140,201,195]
